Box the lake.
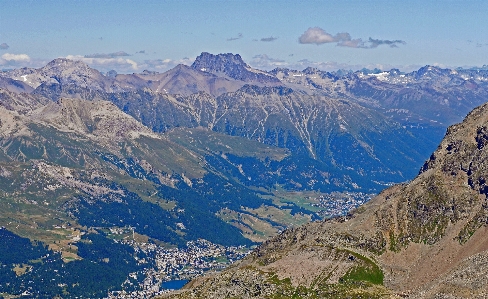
[161,279,189,290]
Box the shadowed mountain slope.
[162,101,488,299]
[107,84,439,192]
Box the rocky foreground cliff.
[161,102,488,298]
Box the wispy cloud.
[1,53,30,62]
[367,38,406,48]
[141,57,193,71]
[84,51,131,59]
[260,36,278,42]
[299,27,405,49]
[291,58,420,73]
[0,43,9,50]
[298,27,348,45]
[250,54,287,69]
[66,54,138,72]
[227,33,243,41]
[0,53,37,69]
[467,40,488,48]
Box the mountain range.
[162,96,488,299]
[1,52,488,297]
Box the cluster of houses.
[311,191,374,218]
[109,238,250,298]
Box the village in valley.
[108,237,251,298]
[310,192,375,218]
[106,191,375,298]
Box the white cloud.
[337,39,363,48]
[299,27,405,49]
[249,54,288,70]
[1,53,31,62]
[298,27,348,45]
[65,55,138,72]
[140,57,193,71]
[0,53,35,69]
[84,51,131,59]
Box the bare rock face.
[0,87,158,144]
[30,98,160,141]
[0,88,49,113]
[191,52,281,85]
[161,102,488,298]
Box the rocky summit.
[191,52,281,84]
[161,101,488,298]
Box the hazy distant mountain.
[3,58,115,91]
[272,65,488,127]
[3,55,486,132]
[125,64,245,96]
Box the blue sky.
[1,0,487,73]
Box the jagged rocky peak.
[302,66,320,74]
[192,52,249,72]
[106,70,118,78]
[141,69,160,75]
[191,52,281,84]
[413,65,451,80]
[171,63,204,74]
[268,67,294,76]
[388,68,402,76]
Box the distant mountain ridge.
[3,54,488,129]
[3,53,488,193]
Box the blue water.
[161,279,189,290]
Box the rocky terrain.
[191,52,281,85]
[2,52,488,297]
[4,53,488,194]
[161,101,488,298]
